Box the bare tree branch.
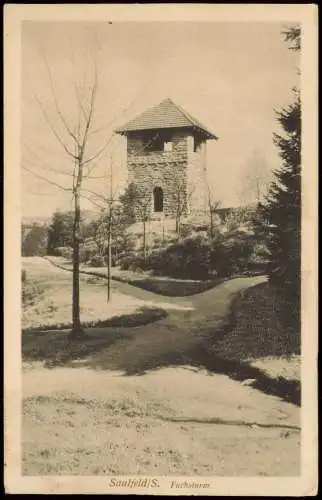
[25,140,73,161]
[81,188,114,204]
[83,131,126,179]
[80,66,98,158]
[28,40,133,327]
[82,133,114,167]
[22,165,73,192]
[23,143,74,177]
[33,93,77,160]
[74,82,90,124]
[42,54,79,143]
[79,193,105,210]
[67,43,90,128]
[82,96,144,177]
[23,157,74,178]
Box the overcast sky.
[21,21,299,218]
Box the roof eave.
[192,125,218,140]
[115,125,218,139]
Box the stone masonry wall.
[187,140,209,218]
[126,130,209,223]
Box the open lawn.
[46,256,224,297]
[21,257,300,476]
[23,366,300,476]
[22,257,189,331]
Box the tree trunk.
[176,214,181,239]
[209,209,214,238]
[70,188,84,339]
[107,220,112,302]
[143,219,147,262]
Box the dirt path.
[23,257,266,373]
[42,256,192,307]
[22,258,300,476]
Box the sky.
[21,21,300,218]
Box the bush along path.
[22,258,300,475]
[44,256,223,297]
[23,258,300,407]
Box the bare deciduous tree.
[81,156,121,303]
[22,47,120,339]
[205,180,221,238]
[134,189,151,262]
[172,171,195,239]
[238,149,271,208]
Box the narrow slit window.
[153,186,164,213]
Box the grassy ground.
[22,258,181,331]
[113,272,224,297]
[46,256,223,297]
[23,366,300,476]
[22,257,301,476]
[210,282,301,381]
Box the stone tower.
[115,98,217,229]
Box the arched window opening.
[153,186,164,213]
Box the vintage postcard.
[4,4,318,495]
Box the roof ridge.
[118,98,170,129]
[115,97,217,139]
[172,99,217,138]
[169,99,198,127]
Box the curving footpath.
[22,258,300,476]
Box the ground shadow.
[22,306,167,334]
[99,343,300,407]
[22,306,168,368]
[105,282,300,406]
[113,276,228,297]
[197,282,300,361]
[189,345,301,407]
[46,256,228,298]
[22,281,301,406]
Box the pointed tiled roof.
[115,98,217,139]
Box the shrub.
[121,227,262,280]
[52,246,73,260]
[247,242,269,273]
[90,255,105,267]
[209,230,255,277]
[164,235,211,279]
[22,280,45,306]
[180,223,194,238]
[21,224,48,257]
[84,249,94,262]
[119,252,137,271]
[133,235,213,280]
[119,258,131,271]
[151,235,168,250]
[114,234,137,266]
[120,234,137,254]
[79,245,88,264]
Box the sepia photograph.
[4,4,318,496]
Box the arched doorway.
[153,186,164,213]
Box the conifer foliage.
[263,26,301,327]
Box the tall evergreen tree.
[263,26,301,328]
